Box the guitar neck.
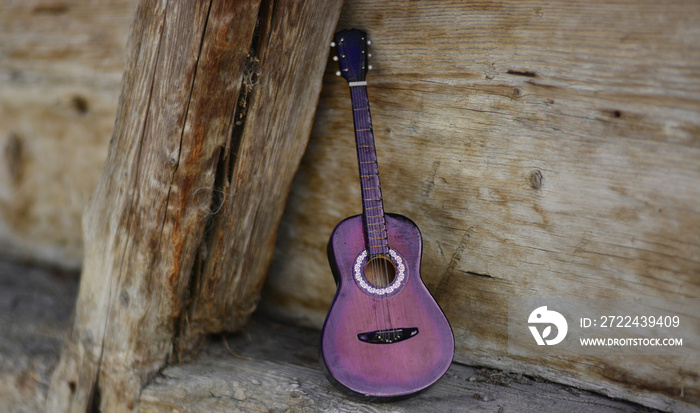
[349,84,389,258]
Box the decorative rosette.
[353,249,406,296]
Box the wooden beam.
[178,0,347,353]
[46,0,343,411]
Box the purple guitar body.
[321,29,454,398]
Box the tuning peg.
[367,39,372,45]
[330,41,336,47]
[368,65,373,70]
[368,53,372,58]
[335,71,341,76]
[332,56,338,61]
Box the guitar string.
[353,84,387,336]
[343,35,400,345]
[351,89,376,285]
[354,85,386,283]
[352,82,395,339]
[357,86,382,284]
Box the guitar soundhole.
[364,256,396,288]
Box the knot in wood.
[529,169,543,190]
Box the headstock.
[331,29,372,84]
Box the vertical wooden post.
[46,0,343,411]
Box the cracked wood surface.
[45,0,343,412]
[140,315,655,413]
[264,0,700,410]
[0,259,654,413]
[2,0,698,410]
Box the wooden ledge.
[0,260,78,412]
[0,260,651,412]
[139,315,650,413]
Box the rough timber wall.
[0,0,137,268]
[264,1,700,410]
[1,0,699,410]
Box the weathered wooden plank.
[0,261,78,413]
[47,1,222,410]
[264,0,700,410]
[140,316,653,413]
[179,0,346,348]
[2,0,697,409]
[46,0,344,411]
[0,0,136,269]
[0,260,652,413]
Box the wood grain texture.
[0,0,136,268]
[0,265,650,413]
[47,2,229,410]
[46,0,343,411]
[0,261,78,413]
[139,315,653,413]
[264,0,700,410]
[179,0,345,351]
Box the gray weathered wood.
[264,0,700,410]
[1,259,660,413]
[140,316,657,413]
[3,0,698,409]
[46,0,344,411]
[0,261,78,413]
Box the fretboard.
[349,84,389,258]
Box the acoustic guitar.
[321,29,454,398]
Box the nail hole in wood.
[71,95,89,114]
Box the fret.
[357,128,371,131]
[365,206,382,210]
[360,174,377,178]
[360,161,375,164]
[358,145,373,148]
[365,197,381,201]
[363,187,380,190]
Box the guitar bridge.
[357,327,419,344]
